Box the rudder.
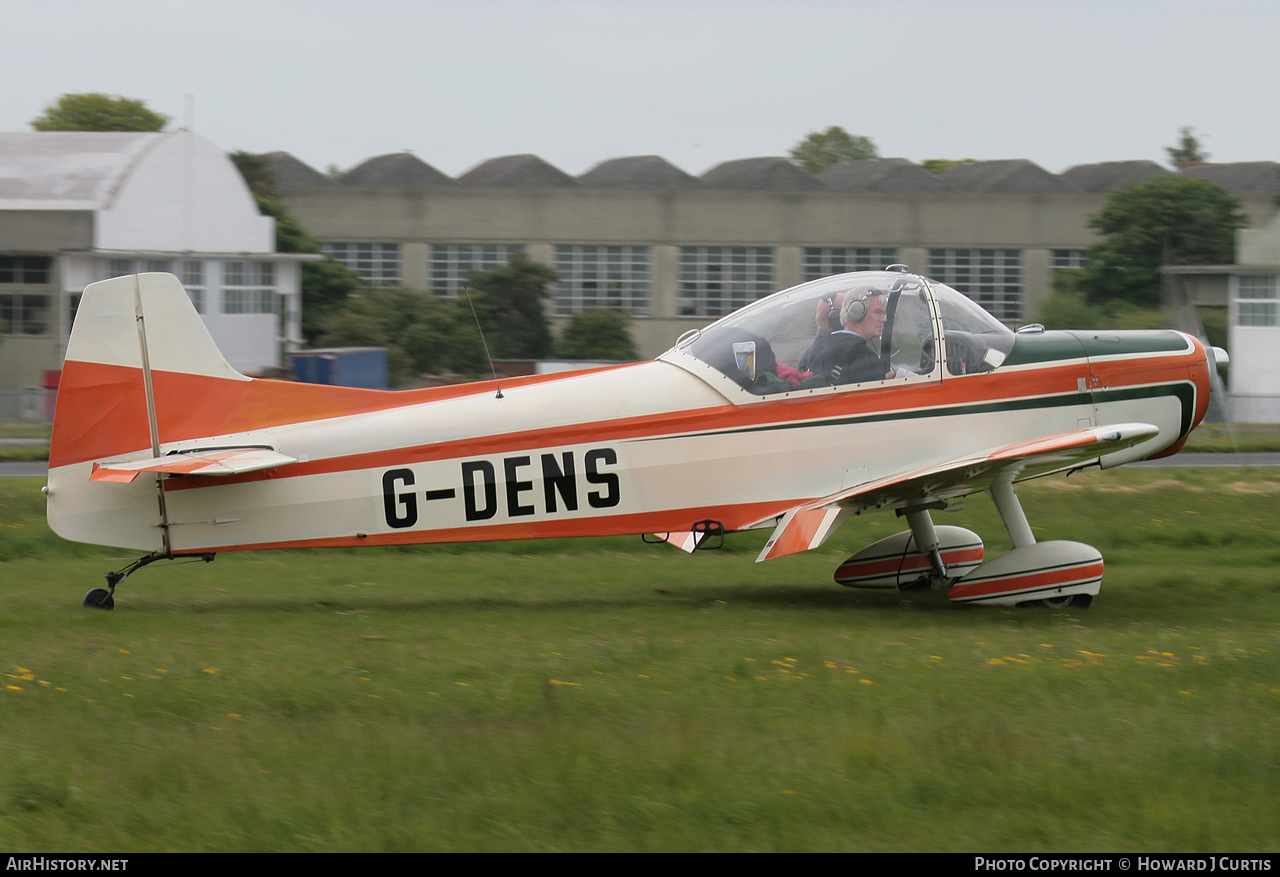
[48,273,249,551]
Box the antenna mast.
[465,287,504,399]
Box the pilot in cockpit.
[803,285,894,385]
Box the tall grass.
[1,471,1277,851]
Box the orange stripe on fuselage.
[49,360,631,469]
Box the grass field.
[1,469,1278,852]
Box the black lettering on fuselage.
[585,448,621,509]
[541,451,578,513]
[381,447,620,529]
[382,468,418,528]
[504,456,535,517]
[462,460,498,521]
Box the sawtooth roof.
[457,154,577,187]
[699,157,826,190]
[260,149,1280,200]
[264,151,336,189]
[1059,160,1169,192]
[340,152,455,187]
[1179,162,1280,196]
[938,159,1080,193]
[578,155,700,188]
[820,157,947,191]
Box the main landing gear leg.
[904,508,948,587]
[82,552,216,610]
[989,475,1035,549]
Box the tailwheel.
[83,587,115,611]
[83,551,217,609]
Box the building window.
[553,246,650,316]
[321,242,401,286]
[929,249,1023,321]
[221,262,277,315]
[678,247,775,318]
[803,247,899,280]
[0,294,51,335]
[182,261,206,314]
[1052,249,1086,270]
[430,244,525,297]
[0,256,51,285]
[106,258,133,279]
[1236,275,1278,327]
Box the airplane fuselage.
[48,326,1208,556]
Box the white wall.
[95,130,273,253]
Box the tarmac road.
[1,462,50,477]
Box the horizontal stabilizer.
[754,423,1158,563]
[90,447,298,483]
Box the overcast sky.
[3,0,1275,178]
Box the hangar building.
[0,129,306,394]
[273,151,1280,362]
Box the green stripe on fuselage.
[637,382,1196,446]
[1004,329,1188,366]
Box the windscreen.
[674,271,947,394]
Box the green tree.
[1076,176,1246,308]
[315,288,465,386]
[30,93,168,132]
[465,254,557,359]
[229,152,361,341]
[1166,126,1209,167]
[554,309,639,360]
[228,151,281,201]
[788,126,878,174]
[921,158,977,174]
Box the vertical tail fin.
[48,272,390,552]
[48,273,248,551]
[50,273,247,470]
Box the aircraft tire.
[1040,595,1075,609]
[83,588,115,610]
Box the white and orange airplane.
[47,268,1216,610]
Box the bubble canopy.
[662,270,1016,395]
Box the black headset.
[841,287,882,325]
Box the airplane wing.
[89,447,298,483]
[754,422,1160,562]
